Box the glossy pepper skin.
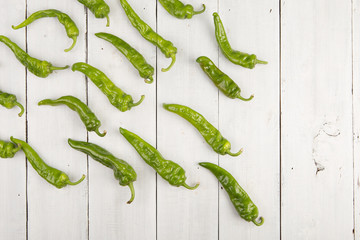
[119,0,177,72]
[68,139,137,204]
[0,140,20,158]
[0,90,24,117]
[159,0,206,19]
[163,103,242,156]
[199,162,264,226]
[95,32,154,83]
[0,35,69,78]
[71,62,145,112]
[213,12,267,69]
[119,127,199,190]
[196,56,253,101]
[38,96,106,137]
[12,9,79,52]
[77,0,110,27]
[10,137,85,188]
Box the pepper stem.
[144,76,154,84]
[94,128,107,137]
[182,182,200,190]
[227,148,243,157]
[194,4,206,14]
[161,54,176,72]
[237,94,254,102]
[106,15,110,27]
[15,102,25,117]
[64,37,77,52]
[252,217,264,226]
[50,65,69,71]
[66,174,86,186]
[127,182,135,204]
[256,59,268,65]
[131,95,145,107]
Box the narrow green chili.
[10,137,85,188]
[163,103,242,156]
[0,35,69,78]
[119,0,177,72]
[196,56,253,101]
[159,0,206,19]
[199,162,264,226]
[0,90,24,117]
[38,96,106,137]
[12,9,79,52]
[120,127,199,190]
[77,0,110,27]
[95,32,154,83]
[213,12,267,69]
[0,139,21,158]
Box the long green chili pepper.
[72,62,145,112]
[12,9,79,52]
[0,139,21,158]
[77,0,110,27]
[0,90,24,117]
[119,127,199,190]
[163,103,242,156]
[95,32,154,84]
[68,139,137,204]
[213,12,267,69]
[196,56,253,101]
[119,0,177,72]
[159,0,206,19]
[199,162,264,226]
[38,96,106,137]
[0,35,69,78]
[10,137,85,188]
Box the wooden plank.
[156,1,219,240]
[25,1,88,239]
[86,0,156,239]
[281,0,353,239]
[0,0,26,239]
[217,0,280,238]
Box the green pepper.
[159,0,206,19]
[95,32,154,83]
[0,35,69,78]
[77,0,110,27]
[213,12,267,69]
[72,62,145,112]
[119,0,177,72]
[38,96,106,137]
[163,103,242,156]
[68,139,137,204]
[119,127,199,190]
[196,56,254,101]
[0,139,20,158]
[0,90,24,117]
[12,9,79,52]
[10,137,85,188]
[199,162,264,226]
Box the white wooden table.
[0,0,359,239]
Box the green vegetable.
[0,90,24,117]
[0,35,69,78]
[119,127,199,190]
[196,56,253,101]
[159,0,205,19]
[95,32,154,83]
[119,0,177,72]
[38,96,106,137]
[12,9,79,52]
[71,62,145,112]
[0,139,20,158]
[199,162,264,226]
[10,137,85,188]
[77,0,110,27]
[213,12,267,69]
[68,139,137,204]
[163,103,242,156]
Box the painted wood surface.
[0,0,358,239]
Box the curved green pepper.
[0,139,21,158]
[159,0,206,19]
[0,90,24,117]
[77,0,110,27]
